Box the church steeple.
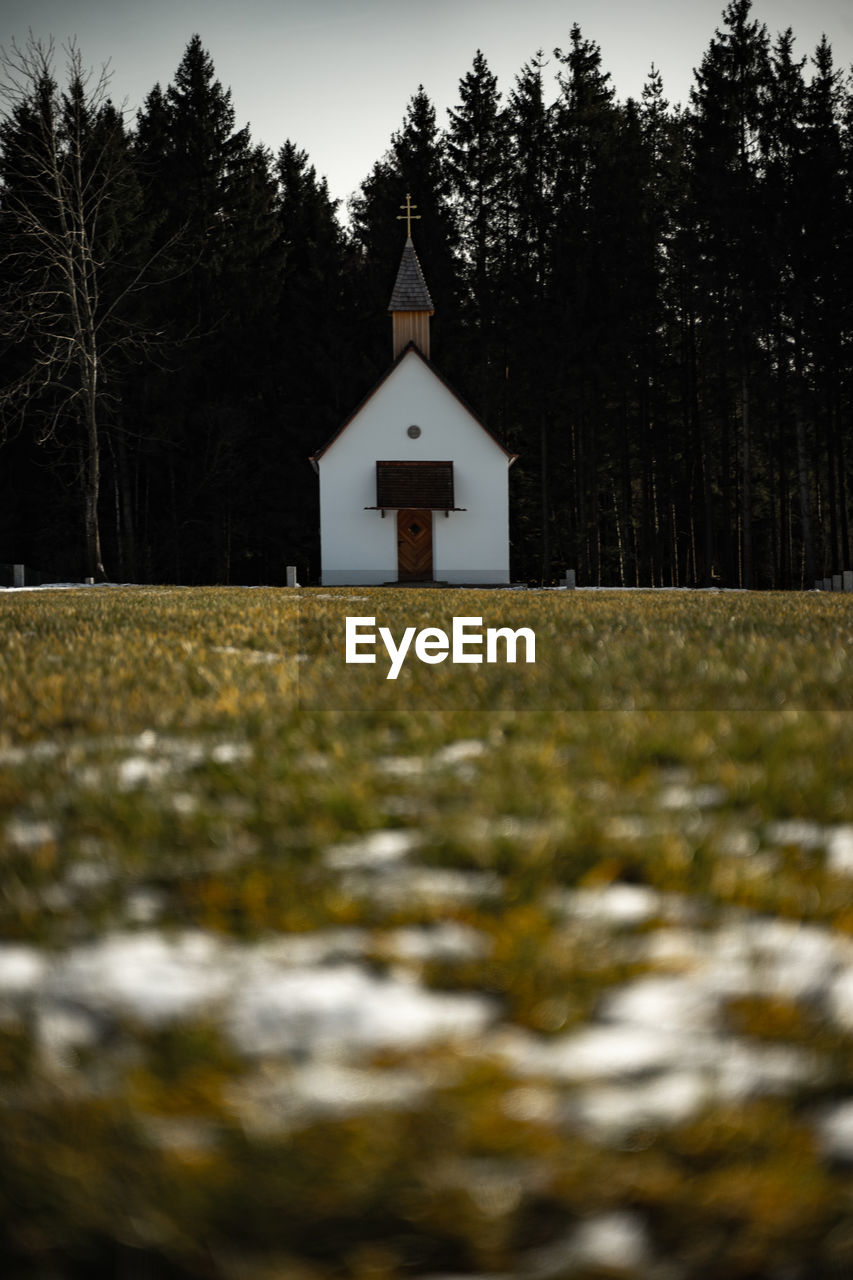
[388,195,434,360]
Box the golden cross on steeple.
[397,193,420,239]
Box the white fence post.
[286,566,299,587]
[13,564,24,588]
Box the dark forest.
[1,0,851,588]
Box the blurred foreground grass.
[1,586,853,1279]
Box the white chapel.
[310,199,516,585]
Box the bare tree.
[0,36,169,579]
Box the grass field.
[1,585,853,1278]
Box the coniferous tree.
[550,24,622,583]
[501,52,555,580]
[445,50,508,414]
[802,37,849,575]
[635,68,688,586]
[763,29,813,585]
[273,140,355,578]
[688,0,773,586]
[131,35,281,581]
[349,87,459,377]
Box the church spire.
[388,194,434,360]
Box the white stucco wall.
[316,350,511,585]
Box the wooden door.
[397,509,433,582]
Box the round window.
[407,424,421,439]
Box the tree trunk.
[83,395,105,580]
[794,399,814,587]
[740,367,753,589]
[540,416,550,583]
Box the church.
[309,198,516,586]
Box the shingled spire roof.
[388,237,434,313]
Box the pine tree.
[445,51,508,412]
[506,52,553,302]
[501,52,555,580]
[802,37,849,575]
[635,67,688,586]
[131,35,281,582]
[349,87,459,376]
[762,29,814,584]
[550,25,622,584]
[273,140,354,578]
[688,0,773,587]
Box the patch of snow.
[572,1072,708,1136]
[602,974,718,1034]
[243,929,369,969]
[503,1023,684,1080]
[376,755,427,778]
[715,1041,819,1100]
[569,1212,651,1273]
[498,916,830,1140]
[226,963,495,1056]
[55,734,252,792]
[2,583,99,592]
[210,741,253,764]
[324,828,421,870]
[211,646,283,665]
[19,925,493,1062]
[0,945,47,995]
[658,783,725,811]
[0,741,63,766]
[45,931,232,1024]
[118,756,173,789]
[827,825,853,875]
[554,883,663,927]
[4,818,58,849]
[35,1000,103,1070]
[291,1061,424,1110]
[346,866,503,907]
[380,922,491,964]
[715,919,845,1002]
[227,1062,425,1133]
[817,1099,853,1162]
[433,740,487,767]
[765,819,825,849]
[827,967,853,1030]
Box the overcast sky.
[4,0,853,214]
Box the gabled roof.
[309,342,517,465]
[388,237,434,313]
